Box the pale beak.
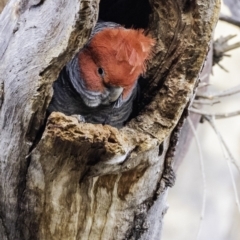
[108,86,123,102]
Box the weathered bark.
[174,42,213,170]
[0,0,7,13]
[0,0,220,239]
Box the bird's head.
[78,27,155,107]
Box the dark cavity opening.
[158,142,164,156]
[99,0,154,123]
[99,0,152,29]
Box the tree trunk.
[0,0,220,239]
[0,0,7,13]
[223,0,240,19]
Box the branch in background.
[190,108,240,120]
[219,14,240,27]
[191,82,240,176]
[188,118,206,240]
[193,99,220,106]
[213,34,240,70]
[189,108,240,174]
[196,84,240,100]
[204,116,240,213]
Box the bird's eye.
[98,67,104,76]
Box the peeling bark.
[0,0,220,239]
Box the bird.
[48,22,155,128]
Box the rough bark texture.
[174,43,213,170]
[0,0,220,239]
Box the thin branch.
[216,62,229,72]
[189,108,240,119]
[219,14,240,28]
[213,34,240,69]
[204,116,240,213]
[221,42,240,53]
[197,82,212,89]
[216,34,237,43]
[197,84,240,100]
[214,34,240,53]
[187,118,206,240]
[222,53,231,57]
[193,99,220,106]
